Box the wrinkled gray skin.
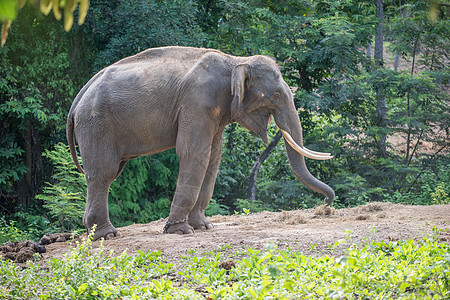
[67,46,335,240]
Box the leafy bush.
[12,211,51,242]
[234,198,266,214]
[0,217,29,244]
[1,231,448,299]
[256,180,324,210]
[0,134,27,195]
[432,183,449,205]
[109,151,179,226]
[35,143,86,232]
[205,199,230,217]
[388,162,450,205]
[38,185,84,232]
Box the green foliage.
[2,232,448,299]
[0,217,29,244]
[333,172,385,208]
[0,5,79,211]
[85,0,206,70]
[0,134,27,194]
[0,0,89,33]
[234,198,265,214]
[0,228,180,299]
[109,151,179,227]
[216,124,267,206]
[205,198,230,216]
[12,210,50,242]
[255,180,317,210]
[38,185,84,232]
[388,162,450,205]
[432,183,449,205]
[42,143,86,192]
[35,143,86,232]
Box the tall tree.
[374,0,387,158]
[0,8,79,212]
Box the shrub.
[35,143,86,232]
[1,230,448,299]
[388,162,450,205]
[0,217,29,244]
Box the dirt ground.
[41,203,450,262]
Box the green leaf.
[0,0,17,20]
[77,283,88,295]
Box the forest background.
[0,0,448,241]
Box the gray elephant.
[67,46,334,240]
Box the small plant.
[35,143,86,232]
[0,217,29,244]
[37,185,84,232]
[205,198,229,216]
[235,198,265,214]
[432,183,449,205]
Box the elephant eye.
[273,92,281,100]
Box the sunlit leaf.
[78,0,89,25]
[0,0,17,20]
[52,0,61,20]
[40,0,53,16]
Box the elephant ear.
[231,63,251,119]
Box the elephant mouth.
[279,129,333,160]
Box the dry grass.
[356,215,370,220]
[278,210,308,225]
[314,205,335,216]
[358,202,391,213]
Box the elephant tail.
[66,111,84,174]
[66,69,106,175]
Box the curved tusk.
[278,129,331,157]
[302,147,332,157]
[280,129,333,160]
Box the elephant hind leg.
[114,160,129,180]
[80,147,122,240]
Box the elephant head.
[230,56,335,204]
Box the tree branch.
[248,130,282,200]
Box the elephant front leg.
[188,134,223,230]
[165,136,212,234]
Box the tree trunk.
[17,120,43,211]
[366,43,372,58]
[374,0,387,158]
[374,0,384,68]
[405,34,420,164]
[394,53,400,71]
[248,131,282,200]
[19,122,33,210]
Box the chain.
[163,217,188,234]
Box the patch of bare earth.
[41,203,449,263]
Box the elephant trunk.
[284,143,335,204]
[273,103,335,205]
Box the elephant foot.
[88,223,121,241]
[163,218,194,234]
[188,212,214,230]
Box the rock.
[39,234,52,245]
[55,236,66,242]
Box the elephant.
[66,46,335,240]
